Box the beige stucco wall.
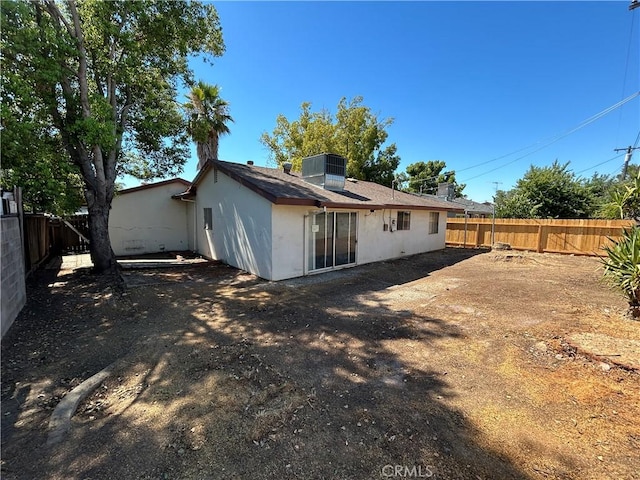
[195,168,274,279]
[109,182,190,256]
[271,205,309,281]
[356,209,447,265]
[269,206,448,281]
[186,198,196,253]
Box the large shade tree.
[185,81,233,170]
[0,155,83,216]
[1,38,85,216]
[494,161,596,219]
[1,0,224,274]
[400,160,465,196]
[260,96,400,185]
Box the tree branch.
[89,49,105,97]
[65,0,91,120]
[43,0,74,37]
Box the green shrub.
[602,226,640,317]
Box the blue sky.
[167,1,639,203]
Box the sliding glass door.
[308,212,357,272]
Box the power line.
[616,5,638,146]
[607,163,627,177]
[458,91,639,175]
[455,142,548,175]
[399,98,639,190]
[460,91,640,183]
[574,153,625,175]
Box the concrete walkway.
[60,253,93,270]
[57,253,208,271]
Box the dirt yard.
[1,248,639,480]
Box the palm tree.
[185,81,233,170]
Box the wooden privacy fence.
[446,218,635,256]
[50,215,90,254]
[23,214,90,273]
[23,215,50,273]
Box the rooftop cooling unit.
[437,182,455,201]
[301,153,346,192]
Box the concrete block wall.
[1,216,26,338]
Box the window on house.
[429,212,439,234]
[397,211,411,231]
[203,208,213,230]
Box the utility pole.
[615,146,640,180]
[613,0,640,180]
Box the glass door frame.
[305,210,358,275]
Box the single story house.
[109,178,193,255]
[429,182,495,218]
[445,197,494,218]
[110,154,463,280]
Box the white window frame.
[203,207,213,230]
[397,211,411,231]
[429,211,439,234]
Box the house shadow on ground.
[1,247,530,479]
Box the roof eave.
[272,197,320,207]
[385,203,465,212]
[118,178,191,195]
[317,202,386,210]
[171,190,196,200]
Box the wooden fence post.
[536,224,544,253]
[463,213,468,248]
[14,186,25,270]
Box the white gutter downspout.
[179,198,197,253]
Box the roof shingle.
[188,160,463,212]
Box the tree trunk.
[209,133,219,161]
[196,142,213,170]
[88,202,117,274]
